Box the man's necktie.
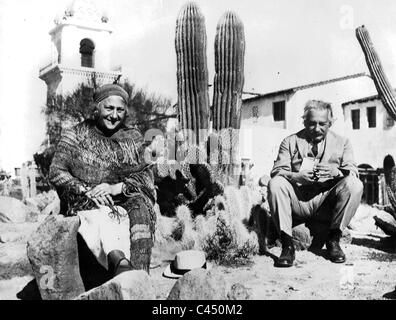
[311,142,318,157]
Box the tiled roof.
[243,73,368,103]
[341,93,395,107]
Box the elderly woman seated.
[49,84,156,278]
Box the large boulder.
[0,243,32,280]
[75,270,155,300]
[0,196,38,223]
[167,269,227,300]
[27,215,85,300]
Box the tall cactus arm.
[175,2,210,144]
[356,25,396,121]
[212,11,245,130]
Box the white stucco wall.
[343,99,396,168]
[41,19,121,98]
[59,24,112,71]
[284,76,376,135]
[241,93,292,177]
[242,92,291,129]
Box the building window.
[273,101,285,122]
[367,106,376,128]
[386,113,395,128]
[351,109,360,130]
[80,39,95,68]
[252,106,259,118]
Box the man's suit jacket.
[271,129,358,179]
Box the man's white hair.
[302,100,334,124]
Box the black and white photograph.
[0,0,395,304]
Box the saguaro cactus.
[175,2,210,145]
[211,12,245,183]
[356,25,396,121]
[174,4,245,187]
[212,11,245,131]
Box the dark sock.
[328,229,342,242]
[280,231,293,248]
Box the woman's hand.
[85,182,124,207]
[89,194,114,207]
[86,183,113,198]
[86,182,124,198]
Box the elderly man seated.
[49,83,156,277]
[267,100,363,268]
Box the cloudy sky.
[1,0,396,171]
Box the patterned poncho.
[49,119,156,216]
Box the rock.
[26,191,60,216]
[34,191,58,210]
[227,283,252,300]
[292,224,312,251]
[0,196,38,223]
[167,269,227,300]
[27,215,85,300]
[374,212,396,236]
[0,221,40,244]
[41,196,60,216]
[25,198,41,216]
[75,271,155,300]
[0,243,32,280]
[302,222,352,249]
[0,232,22,243]
[0,276,35,300]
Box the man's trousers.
[267,175,363,237]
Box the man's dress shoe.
[326,240,346,263]
[275,245,295,268]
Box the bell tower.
[39,0,122,101]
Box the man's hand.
[292,170,315,185]
[314,163,341,179]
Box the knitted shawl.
[49,119,156,217]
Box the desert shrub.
[166,186,260,266]
[202,211,258,266]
